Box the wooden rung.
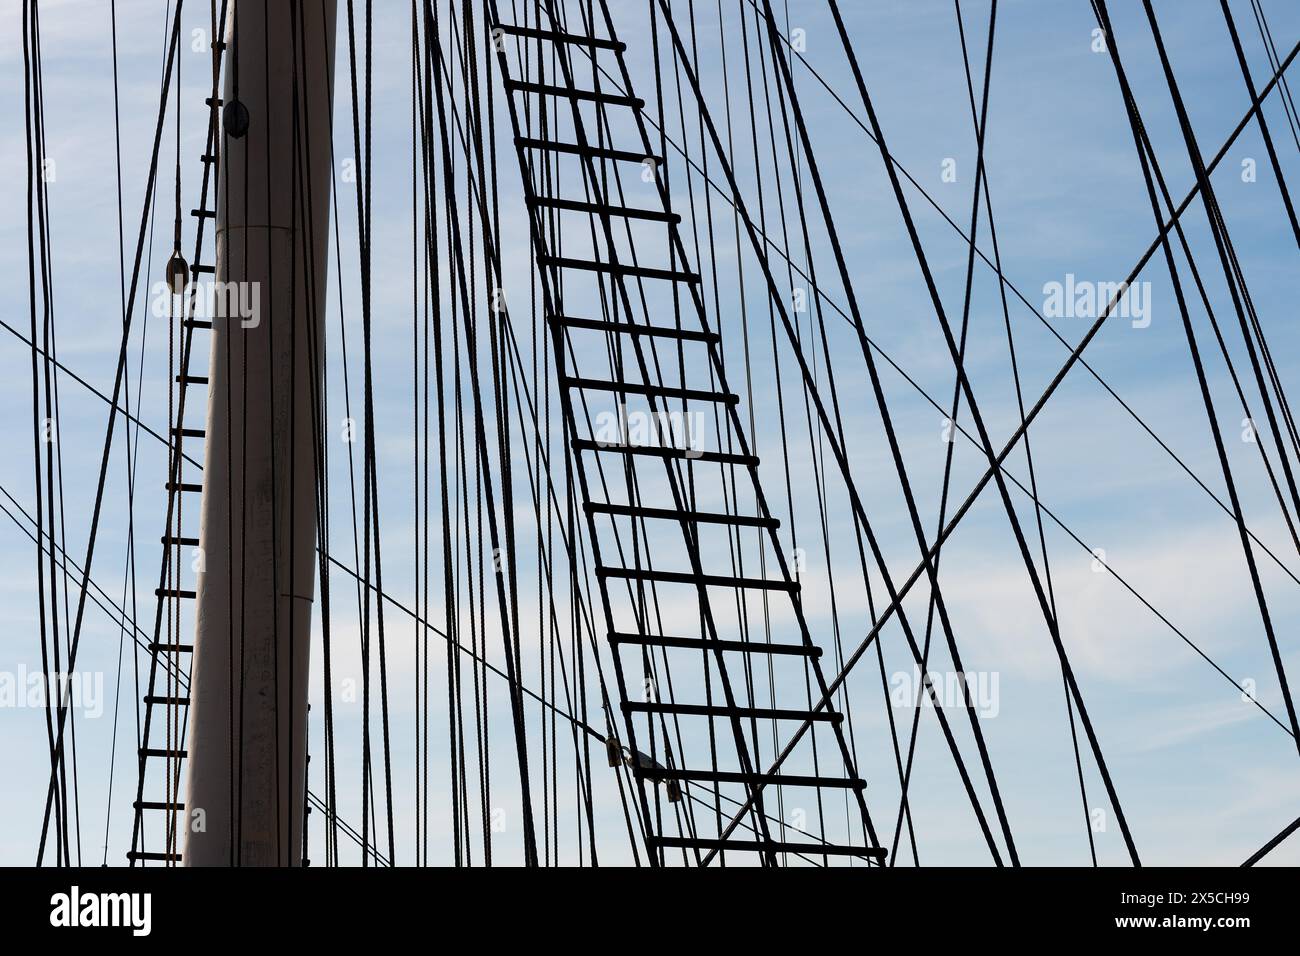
[635,767,865,789]
[562,376,737,405]
[528,195,679,223]
[610,631,821,658]
[649,836,884,859]
[624,701,841,722]
[597,566,797,592]
[571,439,757,467]
[516,137,659,166]
[504,79,641,109]
[556,315,718,344]
[494,23,625,52]
[127,850,182,862]
[586,501,777,529]
[538,255,699,284]
[148,642,194,654]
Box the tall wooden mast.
[183,0,338,867]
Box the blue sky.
[1,0,1300,866]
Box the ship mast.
[183,0,338,866]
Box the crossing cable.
[431,37,658,852]
[679,0,1149,863]
[788,0,1140,865]
[496,0,776,862]
[737,31,1300,830]
[343,0,399,865]
[474,1,609,861]
[958,0,1096,865]
[0,485,172,672]
[462,0,552,863]
[287,0,337,865]
[739,0,897,860]
[631,0,769,860]
[1250,0,1300,152]
[1221,0,1300,249]
[644,0,1011,865]
[543,0,871,861]
[883,0,1008,865]
[733,0,832,858]
[527,0,863,868]
[1122,4,1300,556]
[732,0,1300,573]
[0,481,378,868]
[1109,0,1300,753]
[525,0,697,861]
[1088,10,1300,571]
[616,60,1300,617]
[17,9,1279,806]
[426,0,542,865]
[604,0,882,859]
[744,0,897,858]
[495,0,716,863]
[759,0,1025,864]
[102,0,143,864]
[549,11,1300,685]
[33,0,188,866]
[323,546,843,861]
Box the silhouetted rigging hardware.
[221,98,249,139]
[165,252,189,296]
